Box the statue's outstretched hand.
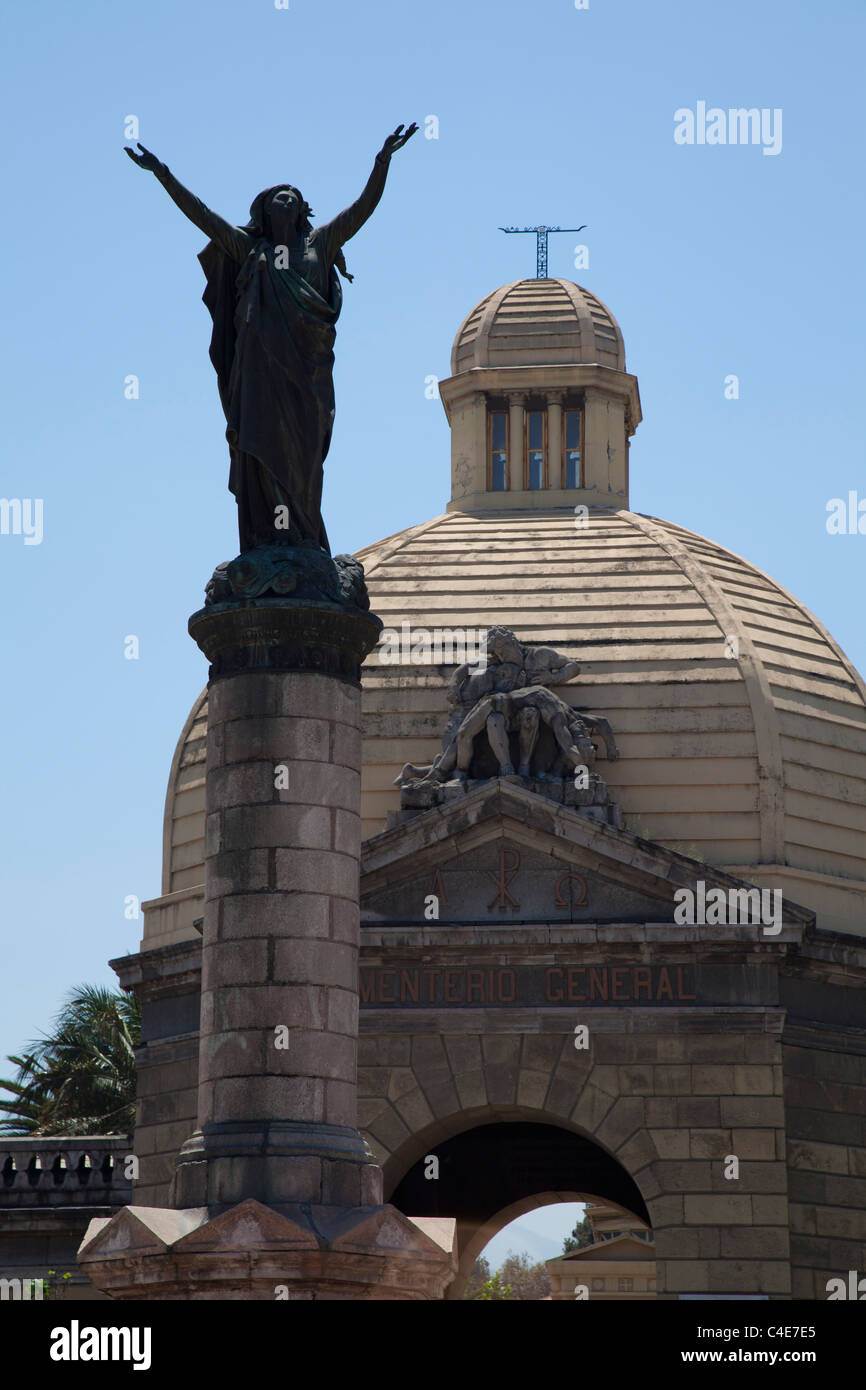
[378,123,418,159]
[124,141,164,174]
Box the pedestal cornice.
[189,596,382,685]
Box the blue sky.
[1,1,864,1254]
[482,1202,585,1273]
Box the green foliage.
[473,1271,514,1300]
[0,985,140,1136]
[41,1271,74,1301]
[563,1212,594,1253]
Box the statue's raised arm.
[125,142,253,264]
[319,124,418,261]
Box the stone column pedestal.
[172,596,381,1217]
[79,548,457,1299]
[78,1199,456,1301]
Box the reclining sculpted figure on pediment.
[394,627,622,824]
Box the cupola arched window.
[488,407,509,490]
[564,407,583,488]
[486,396,585,493]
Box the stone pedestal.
[79,551,456,1299]
[172,598,381,1217]
[78,1200,456,1301]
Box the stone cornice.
[359,922,804,951]
[438,364,642,435]
[189,597,382,685]
[359,1006,788,1033]
[110,939,202,999]
[445,488,627,513]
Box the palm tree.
[0,985,140,1136]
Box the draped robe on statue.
[154,157,390,554]
[200,216,340,553]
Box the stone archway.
[453,1192,595,1296]
[384,1116,650,1299]
[443,1191,653,1301]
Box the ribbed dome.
[157,506,866,944]
[450,279,626,375]
[353,507,866,936]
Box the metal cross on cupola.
[499,223,587,279]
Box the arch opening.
[387,1120,650,1300]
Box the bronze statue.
[125,126,418,555]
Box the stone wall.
[134,1033,199,1207]
[109,916,866,1301]
[358,1015,792,1298]
[111,939,200,1207]
[784,1029,866,1298]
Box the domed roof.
[157,505,866,943]
[353,506,866,936]
[450,279,626,376]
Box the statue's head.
[243,185,354,283]
[486,626,524,667]
[246,186,314,242]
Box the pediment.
[360,779,813,928]
[557,1233,655,1262]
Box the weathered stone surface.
[189,593,382,685]
[79,1198,456,1300]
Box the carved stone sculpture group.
[394,627,623,826]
